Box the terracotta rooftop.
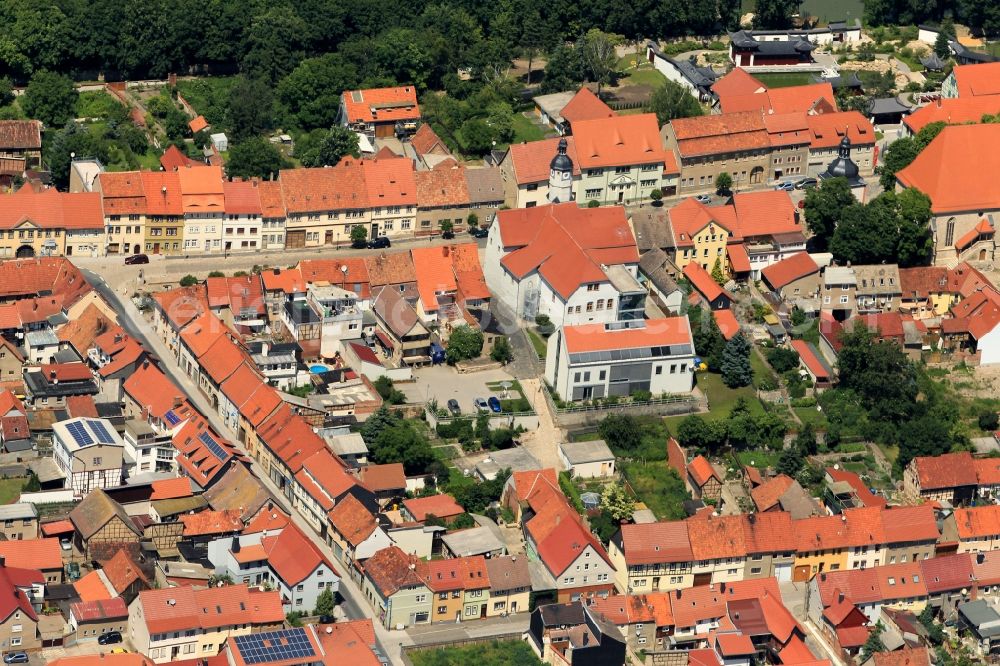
[762,252,820,290]
[562,317,692,353]
[904,95,1000,134]
[560,87,615,124]
[910,451,978,490]
[0,120,41,149]
[573,113,676,171]
[952,61,1000,97]
[403,494,464,521]
[341,86,420,124]
[506,136,581,185]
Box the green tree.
[277,53,359,130]
[241,6,308,84]
[677,415,726,451]
[208,271,225,278]
[600,484,634,522]
[0,78,13,107]
[467,213,479,229]
[863,622,886,656]
[299,126,360,167]
[440,219,455,239]
[21,70,77,127]
[715,172,733,194]
[837,324,917,424]
[350,225,367,248]
[599,414,641,452]
[490,337,514,364]
[313,587,335,617]
[753,0,799,28]
[687,306,726,370]
[721,334,753,388]
[710,258,726,286]
[794,422,818,455]
[934,30,952,59]
[179,275,199,287]
[775,446,804,476]
[373,376,406,404]
[650,189,663,205]
[459,118,495,156]
[22,472,40,493]
[579,29,621,96]
[360,405,401,444]
[227,76,275,142]
[830,202,897,265]
[541,44,585,93]
[446,326,484,364]
[648,79,704,125]
[225,137,290,180]
[371,421,436,474]
[803,177,854,251]
[980,411,1000,431]
[520,8,548,85]
[766,346,800,373]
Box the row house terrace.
[0,184,104,259]
[178,165,225,253]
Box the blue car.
[488,396,502,413]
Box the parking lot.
[400,365,521,416]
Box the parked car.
[3,653,28,664]
[474,397,489,412]
[66,561,80,581]
[694,194,712,204]
[469,227,489,239]
[447,399,461,416]
[774,181,795,191]
[124,253,149,265]
[60,538,71,551]
[367,236,391,249]
[487,396,502,413]
[98,631,123,645]
[110,648,129,654]
[794,177,818,189]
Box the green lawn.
[622,461,689,520]
[0,478,26,505]
[794,405,828,430]
[511,113,546,143]
[76,91,124,119]
[175,77,237,130]
[665,372,764,431]
[735,450,781,469]
[754,72,816,88]
[526,329,547,359]
[409,640,543,666]
[621,66,666,88]
[751,349,777,389]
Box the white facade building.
[52,417,125,497]
[545,317,696,402]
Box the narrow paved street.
[80,270,414,664]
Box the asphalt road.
[79,268,408,663]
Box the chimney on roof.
[232,536,240,553]
[978,553,986,565]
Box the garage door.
[793,565,812,582]
[775,563,792,583]
[285,230,306,249]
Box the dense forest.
[0,0,743,84]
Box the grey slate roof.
[868,97,912,116]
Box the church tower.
[547,138,574,204]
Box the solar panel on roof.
[65,421,93,447]
[164,410,181,426]
[198,431,229,461]
[89,420,116,444]
[233,628,315,664]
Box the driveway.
[401,365,518,414]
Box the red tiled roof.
[0,120,41,149]
[298,449,358,509]
[872,647,931,666]
[687,514,746,560]
[879,504,937,543]
[952,61,1000,97]
[238,382,282,428]
[418,555,490,593]
[260,267,306,295]
[364,545,425,597]
[921,552,974,593]
[414,162,470,208]
[99,548,150,595]
[790,339,830,380]
[261,522,335,586]
[742,511,798,553]
[617,522,693,565]
[341,86,420,124]
[0,538,63,571]
[222,179,263,215]
[668,197,735,247]
[299,257,371,297]
[573,113,675,170]
[0,256,89,304]
[836,624,871,648]
[562,317,692,353]
[713,309,741,341]
[511,469,559,503]
[805,111,874,149]
[955,217,994,250]
[150,477,193,500]
[70,597,128,622]
[257,180,286,218]
[39,363,91,382]
[138,585,284,634]
[358,463,406,493]
[727,244,751,274]
[507,136,581,185]
[139,171,183,216]
[362,157,417,207]
[761,252,820,289]
[669,579,781,629]
[722,83,835,115]
[256,405,326,474]
[910,451,977,490]
[180,509,242,536]
[897,124,1000,214]
[74,570,113,602]
[410,123,449,156]
[904,95,1000,134]
[731,190,800,238]
[671,111,769,158]
[711,68,765,99]
[531,502,613,576]
[826,467,887,508]
[955,504,1000,539]
[159,144,200,171]
[40,520,73,536]
[188,115,209,134]
[328,494,377,547]
[560,87,615,124]
[587,594,656,625]
[683,262,728,303]
[751,474,795,511]
[0,185,103,231]
[280,162,369,214]
[403,494,464,521]
[688,455,720,487]
[497,203,638,300]
[716,633,755,657]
